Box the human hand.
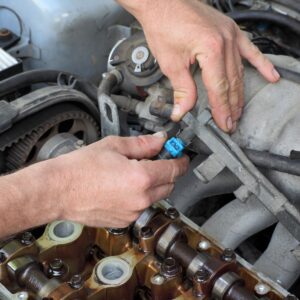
[118,0,280,132]
[55,133,188,228]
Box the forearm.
[0,160,63,238]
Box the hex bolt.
[20,232,34,246]
[254,283,271,296]
[140,226,153,238]
[48,258,65,278]
[194,267,210,283]
[161,257,180,277]
[166,207,179,220]
[0,252,6,263]
[221,248,236,262]
[69,274,83,289]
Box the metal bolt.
[21,232,34,246]
[198,240,211,251]
[107,227,128,235]
[69,274,83,289]
[221,248,236,262]
[161,257,180,277]
[166,207,179,220]
[254,283,271,296]
[140,226,153,238]
[194,267,210,283]
[0,252,6,263]
[48,258,65,278]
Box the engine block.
[0,202,291,300]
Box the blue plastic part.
[164,137,186,158]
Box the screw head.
[161,257,180,277]
[140,226,153,238]
[21,232,34,246]
[69,274,83,289]
[166,207,179,220]
[221,248,236,262]
[48,258,65,278]
[194,267,210,283]
[254,283,271,296]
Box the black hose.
[227,10,300,37]
[276,66,300,85]
[193,140,300,177]
[0,69,98,103]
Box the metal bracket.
[193,153,225,183]
[183,109,300,241]
[98,93,120,137]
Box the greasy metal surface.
[0,203,290,299]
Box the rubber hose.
[227,10,300,37]
[0,69,98,103]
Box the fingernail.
[153,131,167,139]
[226,117,233,132]
[272,68,280,80]
[172,104,182,120]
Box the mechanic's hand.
[118,0,280,132]
[56,133,188,228]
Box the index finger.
[139,156,189,186]
[197,49,232,132]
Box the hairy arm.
[0,161,62,237]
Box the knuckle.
[208,34,225,54]
[138,171,152,190]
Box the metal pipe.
[201,197,277,249]
[254,223,300,289]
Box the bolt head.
[166,207,179,220]
[161,257,180,277]
[21,232,34,246]
[69,274,83,289]
[254,283,271,296]
[194,267,210,283]
[140,226,153,238]
[221,248,236,262]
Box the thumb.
[168,67,197,121]
[106,132,167,159]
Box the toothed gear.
[5,106,100,171]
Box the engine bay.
[0,0,300,299]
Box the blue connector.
[164,137,186,158]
